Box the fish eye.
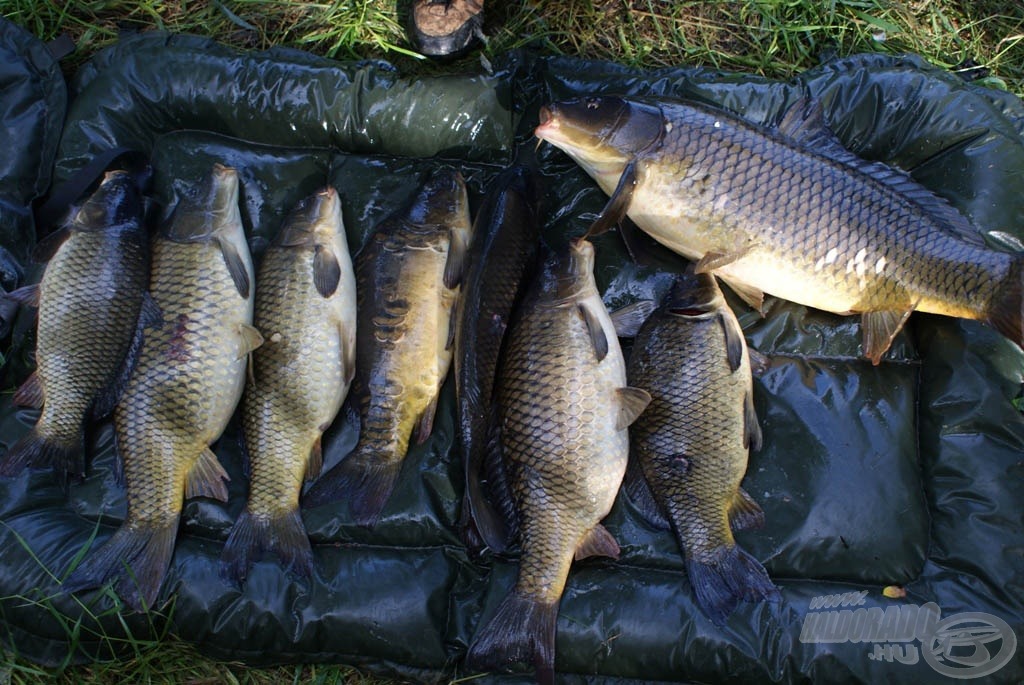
[585,98,601,110]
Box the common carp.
[626,270,779,624]
[455,162,541,553]
[63,164,262,611]
[535,96,1024,364]
[221,187,356,583]
[465,238,651,684]
[1,170,156,484]
[303,169,471,527]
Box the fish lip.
[533,105,560,142]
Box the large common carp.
[1,170,155,484]
[465,238,651,685]
[626,270,779,624]
[221,187,356,583]
[63,164,262,611]
[303,169,471,527]
[535,96,1024,363]
[455,162,540,553]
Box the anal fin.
[861,308,914,365]
[615,386,651,430]
[13,371,43,408]
[185,447,230,501]
[728,487,765,532]
[575,523,620,561]
[6,283,40,308]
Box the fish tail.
[987,257,1023,348]
[687,544,780,626]
[0,428,83,484]
[220,509,314,584]
[62,520,178,612]
[302,453,402,528]
[465,592,558,685]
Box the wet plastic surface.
[0,26,1022,684]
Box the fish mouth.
[534,105,561,144]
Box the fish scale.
[0,170,150,484]
[627,271,778,625]
[302,170,470,527]
[536,96,1023,363]
[115,239,249,528]
[466,239,650,685]
[63,164,257,612]
[222,187,356,584]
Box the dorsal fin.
[776,97,984,245]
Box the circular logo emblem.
[922,612,1017,679]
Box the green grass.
[0,1,1022,683]
[0,1,1022,93]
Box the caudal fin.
[988,258,1023,349]
[62,521,178,612]
[465,592,558,685]
[0,429,83,485]
[302,454,402,528]
[687,544,780,626]
[220,509,314,584]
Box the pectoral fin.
[185,447,230,502]
[615,386,651,430]
[31,228,71,263]
[609,300,655,337]
[443,225,470,290]
[861,309,913,365]
[586,159,640,238]
[217,237,251,299]
[579,302,608,362]
[718,313,746,373]
[717,274,765,314]
[695,249,752,274]
[313,245,342,298]
[574,523,620,561]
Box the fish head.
[164,163,241,243]
[535,96,663,176]
[276,186,343,250]
[406,168,470,232]
[71,170,142,232]
[538,236,597,303]
[665,270,725,318]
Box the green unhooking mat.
[1,22,1023,684]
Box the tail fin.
[465,592,558,685]
[302,453,402,529]
[220,509,314,584]
[988,258,1023,349]
[62,521,178,613]
[687,544,780,626]
[0,429,83,485]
